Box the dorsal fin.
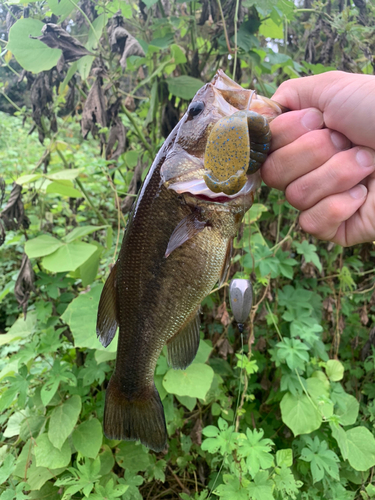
[167,309,201,369]
[165,213,206,258]
[96,262,118,347]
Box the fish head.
[161,70,285,205]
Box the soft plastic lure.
[203,110,271,196]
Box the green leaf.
[246,471,274,500]
[193,339,212,364]
[326,359,344,381]
[34,434,71,469]
[294,240,322,271]
[345,427,375,471]
[276,338,310,371]
[276,449,293,467]
[25,235,63,259]
[330,422,348,460]
[244,203,268,224]
[47,169,80,180]
[86,14,107,51]
[7,19,61,73]
[42,241,97,272]
[26,462,66,491]
[300,436,340,483]
[78,244,102,287]
[166,76,204,100]
[0,455,16,484]
[16,173,42,185]
[280,392,322,436]
[72,419,102,458]
[61,285,118,351]
[48,395,82,450]
[115,442,151,473]
[259,17,283,38]
[163,363,214,399]
[273,465,301,498]
[0,311,36,346]
[237,428,274,478]
[64,225,107,243]
[306,377,333,419]
[214,475,249,500]
[47,0,75,21]
[46,180,82,198]
[335,393,359,426]
[175,394,196,411]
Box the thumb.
[272,71,375,148]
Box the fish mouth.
[169,171,261,204]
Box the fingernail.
[330,131,350,151]
[349,184,367,199]
[356,149,375,168]
[301,109,324,130]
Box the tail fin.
[103,377,167,452]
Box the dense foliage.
[1,0,375,499]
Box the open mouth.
[168,172,261,203]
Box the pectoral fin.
[167,309,201,369]
[96,262,118,348]
[165,213,206,257]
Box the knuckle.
[261,154,286,189]
[285,180,311,210]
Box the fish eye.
[188,101,205,118]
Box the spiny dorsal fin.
[96,262,118,348]
[165,213,206,258]
[218,239,233,287]
[167,309,200,369]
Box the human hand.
[261,71,375,246]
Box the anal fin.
[165,213,206,258]
[167,309,200,369]
[96,262,118,348]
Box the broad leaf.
[166,76,204,100]
[25,235,63,259]
[48,395,82,450]
[42,241,97,272]
[61,285,117,351]
[34,434,71,469]
[163,363,214,400]
[7,18,61,73]
[72,419,102,459]
[280,392,322,436]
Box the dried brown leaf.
[108,12,145,70]
[31,23,92,63]
[216,338,233,360]
[14,253,36,319]
[190,418,203,446]
[0,183,30,233]
[81,69,107,139]
[106,117,126,162]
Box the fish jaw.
[161,71,284,201]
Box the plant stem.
[67,0,101,46]
[0,91,22,112]
[121,104,153,157]
[216,0,233,54]
[232,0,240,79]
[56,149,109,226]
[75,178,109,226]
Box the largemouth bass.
[96,70,284,452]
